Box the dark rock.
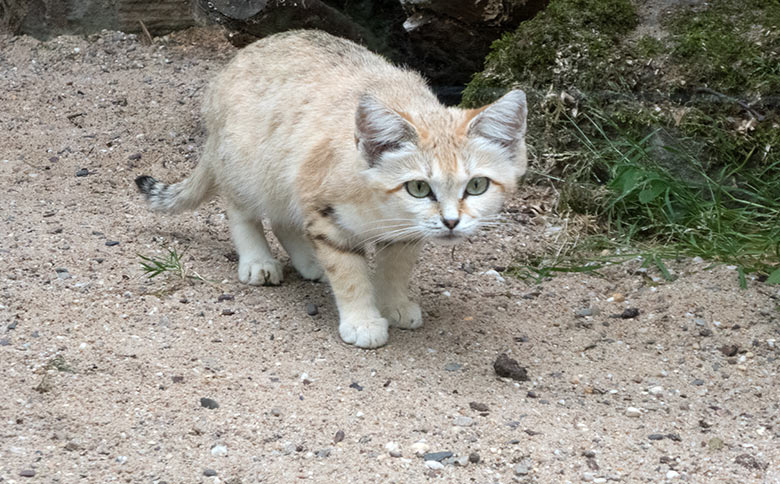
[75,168,89,177]
[735,453,767,470]
[620,308,640,319]
[7,321,18,330]
[171,376,184,383]
[699,328,713,337]
[200,397,219,409]
[493,353,529,381]
[306,303,319,316]
[719,344,739,357]
[666,433,682,442]
[469,402,489,412]
[128,153,142,160]
[333,429,345,444]
[203,469,217,477]
[105,240,120,247]
[648,434,665,440]
[0,338,10,346]
[217,294,234,302]
[526,390,538,398]
[423,451,453,462]
[221,309,235,316]
[468,452,480,464]
[691,379,705,386]
[586,457,599,470]
[349,382,363,391]
[19,470,35,477]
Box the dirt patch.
[1,29,779,483]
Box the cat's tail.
[135,163,214,214]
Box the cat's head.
[356,90,527,244]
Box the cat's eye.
[465,177,489,196]
[405,180,432,198]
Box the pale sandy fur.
[136,30,528,348]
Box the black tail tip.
[135,175,156,194]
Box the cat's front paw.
[238,258,284,286]
[380,300,423,329]
[339,316,389,348]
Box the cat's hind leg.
[227,206,283,286]
[272,224,325,281]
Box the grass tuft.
[138,247,208,282]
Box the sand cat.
[135,30,527,348]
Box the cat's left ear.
[466,89,527,156]
[355,94,418,167]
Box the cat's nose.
[442,218,460,230]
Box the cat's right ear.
[355,95,418,167]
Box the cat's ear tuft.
[355,94,418,167]
[467,89,527,153]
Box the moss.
[667,0,780,96]
[462,0,638,107]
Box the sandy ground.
[1,29,779,484]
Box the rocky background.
[0,0,548,103]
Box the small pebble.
[221,309,235,316]
[211,444,227,457]
[708,437,724,450]
[105,240,120,247]
[75,168,89,177]
[200,397,219,409]
[454,416,474,427]
[425,460,444,470]
[349,382,363,391]
[270,407,282,417]
[493,353,529,381]
[469,401,489,412]
[0,338,10,346]
[514,462,531,476]
[691,379,705,386]
[468,452,480,464]
[423,451,453,462]
[666,470,680,479]
[444,362,462,372]
[611,293,625,302]
[385,442,402,457]
[333,430,345,444]
[575,307,596,317]
[648,385,664,396]
[203,469,217,477]
[306,303,318,316]
[19,469,35,478]
[217,294,234,302]
[699,328,713,337]
[620,308,640,319]
[719,344,739,357]
[410,442,429,455]
[626,407,642,418]
[648,434,665,441]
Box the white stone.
[666,470,680,479]
[626,407,642,418]
[385,442,401,457]
[410,441,430,456]
[425,460,444,470]
[648,386,664,396]
[454,416,474,427]
[211,444,228,457]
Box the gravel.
[423,451,453,462]
[200,397,219,409]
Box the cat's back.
[203,30,435,131]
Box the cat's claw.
[381,300,423,329]
[339,316,389,348]
[238,258,284,286]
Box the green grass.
[517,109,780,287]
[138,247,208,282]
